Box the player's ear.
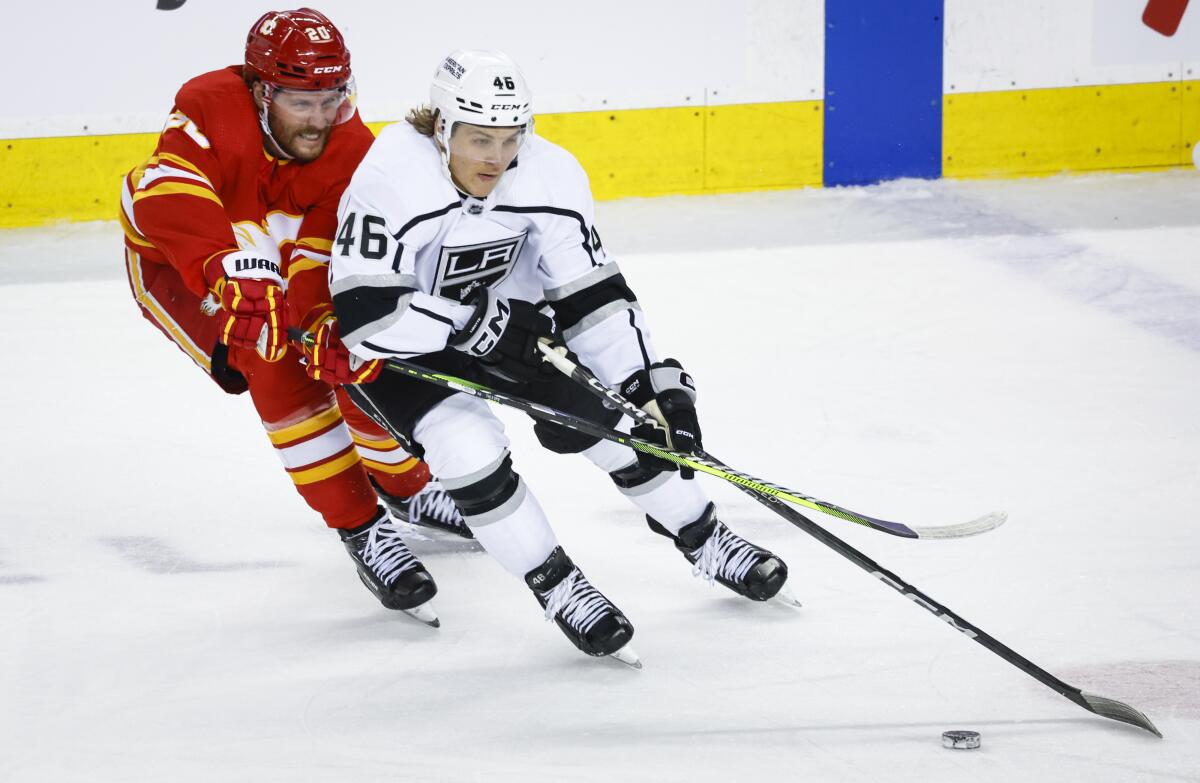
[250,81,267,111]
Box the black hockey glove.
[450,289,558,384]
[620,359,701,479]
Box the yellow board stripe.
[944,80,1199,178]
[125,250,212,372]
[289,448,361,485]
[6,85,1198,229]
[133,180,224,206]
[3,102,824,228]
[266,404,345,446]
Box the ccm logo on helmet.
[313,65,344,74]
[491,104,522,110]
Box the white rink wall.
[1,0,823,138]
[10,1,1198,139]
[945,0,1200,93]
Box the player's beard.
[271,117,332,162]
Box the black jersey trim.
[550,272,638,333]
[360,338,422,359]
[628,309,652,370]
[333,284,417,337]
[492,205,597,266]
[410,303,456,327]
[394,201,461,242]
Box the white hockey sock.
[466,482,559,578]
[581,437,709,535]
[579,423,638,472]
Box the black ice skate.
[340,506,440,626]
[649,503,800,606]
[373,477,473,540]
[525,546,640,668]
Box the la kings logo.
[434,234,527,302]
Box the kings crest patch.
[433,234,527,302]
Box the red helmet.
[244,8,351,90]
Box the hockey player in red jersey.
[119,8,465,625]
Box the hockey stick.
[744,488,1160,735]
[534,344,1003,540]
[533,345,1162,737]
[299,329,1159,733]
[290,329,993,539]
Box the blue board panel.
[824,0,944,186]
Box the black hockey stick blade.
[734,487,1163,737]
[1067,690,1162,737]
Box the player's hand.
[449,289,557,384]
[301,312,381,385]
[205,250,288,362]
[621,359,702,478]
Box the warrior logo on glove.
[204,248,289,362]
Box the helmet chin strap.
[434,116,457,190]
[256,86,295,161]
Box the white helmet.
[430,50,533,167]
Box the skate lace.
[692,523,758,586]
[411,484,466,529]
[541,570,610,635]
[361,520,420,586]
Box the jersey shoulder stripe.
[492,204,596,265]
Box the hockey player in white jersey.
[328,50,791,663]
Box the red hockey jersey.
[119,65,374,329]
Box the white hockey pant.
[579,415,709,535]
[414,395,557,577]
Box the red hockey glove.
[204,250,288,362]
[302,312,382,385]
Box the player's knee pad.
[441,453,523,519]
[533,418,604,454]
[530,381,623,455]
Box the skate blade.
[403,602,440,628]
[608,643,642,669]
[772,583,803,609]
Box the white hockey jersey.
[330,122,658,387]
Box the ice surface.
[2,171,1198,782]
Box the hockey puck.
[941,730,981,749]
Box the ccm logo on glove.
[467,298,511,355]
[450,289,557,384]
